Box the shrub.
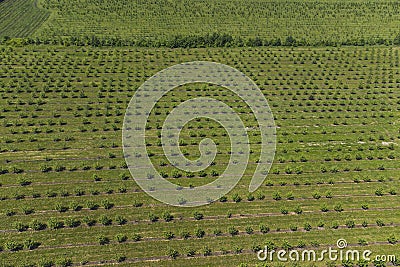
[171,170,182,178]
[195,228,205,238]
[116,234,128,243]
[65,218,80,228]
[297,240,306,248]
[164,231,175,240]
[213,229,222,236]
[186,248,196,257]
[24,239,41,250]
[132,233,142,242]
[101,199,114,210]
[272,191,282,200]
[119,172,129,180]
[180,231,191,239]
[219,196,227,202]
[14,193,25,200]
[149,213,159,222]
[361,204,369,210]
[228,226,239,236]
[69,201,82,211]
[232,193,242,203]
[331,221,339,229]
[245,226,254,234]
[376,219,385,227]
[99,215,112,226]
[281,208,289,214]
[54,165,66,172]
[251,244,262,252]
[92,174,101,182]
[91,189,100,195]
[82,216,96,226]
[86,201,99,210]
[48,218,64,229]
[14,222,28,232]
[133,200,143,207]
[18,177,31,186]
[40,164,52,173]
[98,235,110,245]
[389,188,397,195]
[5,209,16,216]
[74,188,85,196]
[54,203,68,212]
[388,234,397,244]
[282,240,293,250]
[346,220,355,228]
[304,222,312,231]
[198,170,207,177]
[162,211,173,222]
[247,194,255,201]
[334,204,344,212]
[115,255,126,263]
[259,224,270,234]
[265,180,274,186]
[321,204,329,212]
[193,211,203,220]
[167,248,179,259]
[203,246,212,256]
[234,246,243,254]
[115,215,127,225]
[358,239,368,246]
[294,205,303,214]
[5,241,23,251]
[364,177,372,182]
[375,188,384,196]
[265,240,276,250]
[0,167,8,175]
[312,191,321,199]
[30,219,46,231]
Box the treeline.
[1,33,399,47]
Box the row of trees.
[1,33,399,48]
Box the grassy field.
[2,0,400,45]
[31,0,400,44]
[1,0,400,266]
[0,45,399,266]
[0,0,49,38]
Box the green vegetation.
[32,0,400,46]
[0,0,400,266]
[0,0,50,38]
[0,44,399,266]
[3,0,400,47]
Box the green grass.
[1,1,400,266]
[0,45,399,266]
[0,0,50,37]
[1,0,399,45]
